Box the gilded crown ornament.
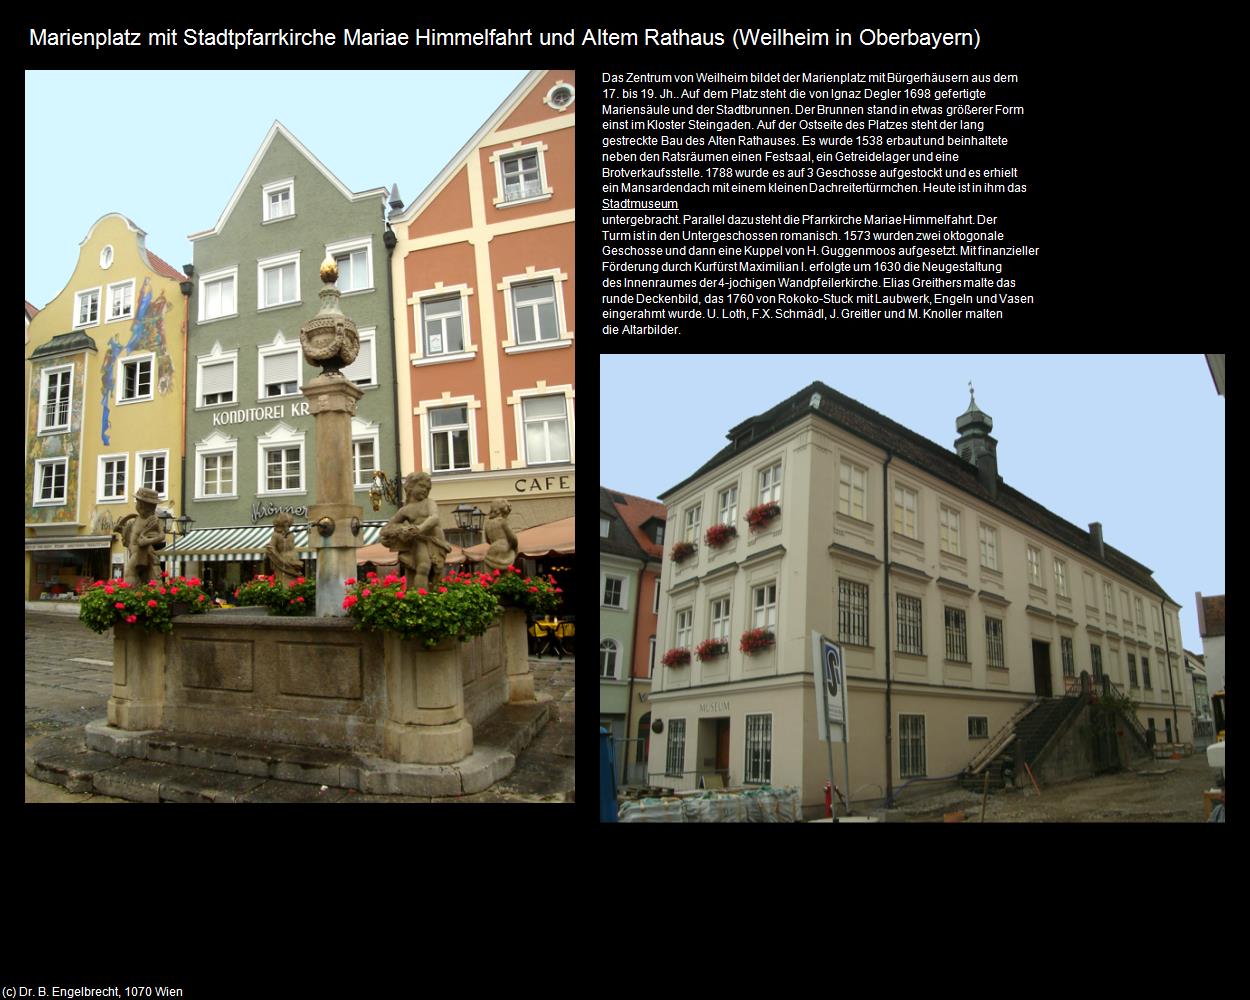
[299,253,359,375]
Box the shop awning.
[172,523,386,562]
[26,535,115,552]
[453,515,575,564]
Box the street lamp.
[157,510,195,576]
[452,503,485,544]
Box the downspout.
[1161,598,1180,743]
[178,274,193,578]
[625,558,645,785]
[882,450,894,806]
[383,216,403,492]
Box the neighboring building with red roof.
[1195,592,1226,693]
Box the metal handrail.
[966,700,1040,775]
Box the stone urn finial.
[299,253,359,375]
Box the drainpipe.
[383,218,403,489]
[1161,598,1180,743]
[882,450,894,806]
[624,560,646,786]
[178,273,193,578]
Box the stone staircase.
[959,695,1082,793]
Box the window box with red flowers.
[670,541,697,563]
[661,647,692,668]
[704,523,738,549]
[78,575,212,635]
[740,628,776,655]
[745,502,781,531]
[696,638,729,661]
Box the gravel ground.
[849,752,1221,823]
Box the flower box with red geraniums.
[482,564,562,616]
[670,541,697,564]
[661,647,692,668]
[745,502,781,531]
[232,575,316,616]
[341,570,500,649]
[740,628,776,655]
[696,638,729,661]
[704,523,738,549]
[79,574,212,635]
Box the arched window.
[600,639,619,679]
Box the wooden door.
[716,719,730,781]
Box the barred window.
[744,714,773,784]
[985,617,1005,668]
[838,579,869,646]
[944,607,968,662]
[1090,643,1103,680]
[1141,656,1151,689]
[939,505,960,555]
[899,714,926,778]
[665,719,686,778]
[1061,637,1076,678]
[897,594,923,655]
[968,716,989,739]
[1127,652,1139,688]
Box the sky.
[600,353,1225,644]
[24,69,528,310]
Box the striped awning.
[171,522,385,562]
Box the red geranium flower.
[104,585,114,595]
[125,615,138,624]
[438,586,448,594]
[417,588,427,596]
[345,577,356,585]
[115,602,126,610]
[362,589,372,597]
[147,599,158,607]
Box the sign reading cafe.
[213,400,311,427]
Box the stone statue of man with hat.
[114,487,166,586]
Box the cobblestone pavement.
[24,611,575,804]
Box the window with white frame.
[107,280,135,322]
[899,714,927,778]
[499,148,544,203]
[119,355,153,403]
[199,267,237,322]
[198,354,236,407]
[260,347,300,398]
[38,365,73,433]
[600,517,610,538]
[654,523,664,545]
[893,484,918,539]
[138,451,167,498]
[683,503,701,544]
[744,715,773,784]
[602,576,624,609]
[1055,558,1069,598]
[74,288,100,328]
[262,179,294,221]
[839,461,867,520]
[100,245,114,269]
[759,462,782,505]
[34,458,68,505]
[258,252,300,308]
[352,439,377,489]
[838,579,869,646]
[511,279,559,344]
[98,454,128,502]
[751,582,777,631]
[600,639,619,679]
[522,395,570,465]
[665,719,686,777]
[1104,582,1116,620]
[979,524,999,570]
[717,484,738,526]
[897,594,923,654]
[264,446,302,492]
[945,607,969,662]
[340,328,376,388]
[1027,545,1042,585]
[676,608,693,648]
[429,405,471,472]
[422,295,464,357]
[710,596,731,640]
[939,504,960,555]
[328,238,372,294]
[1061,636,1076,678]
[986,616,1005,667]
[196,432,237,500]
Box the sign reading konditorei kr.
[213,400,311,427]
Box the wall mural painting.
[99,278,175,445]
[26,357,85,523]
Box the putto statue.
[379,472,452,590]
[299,254,359,375]
[263,511,305,587]
[114,487,166,586]
[481,499,518,572]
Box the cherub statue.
[379,472,452,589]
[113,487,166,586]
[263,511,305,588]
[481,499,518,572]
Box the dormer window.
[600,517,611,538]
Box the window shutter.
[342,337,373,384]
[201,361,233,396]
[264,351,298,385]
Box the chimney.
[1089,522,1104,560]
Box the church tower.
[954,384,1000,497]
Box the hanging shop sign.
[251,502,309,523]
[212,399,311,428]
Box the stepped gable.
[662,380,1175,604]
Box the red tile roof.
[25,300,39,319]
[607,489,667,560]
[145,250,186,283]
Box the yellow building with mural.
[25,213,190,601]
